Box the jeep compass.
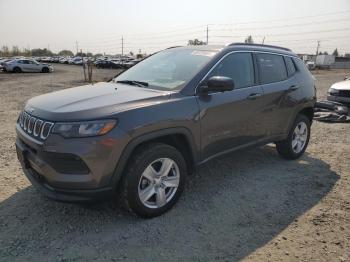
[16,43,316,217]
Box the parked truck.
[316,55,335,69]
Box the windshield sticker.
[190,51,217,57]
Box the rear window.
[293,57,312,76]
[284,56,296,76]
[257,53,287,84]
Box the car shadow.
[0,144,339,261]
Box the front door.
[196,52,265,161]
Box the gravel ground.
[0,65,349,262]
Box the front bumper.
[16,138,114,202]
[327,95,350,105]
[15,121,128,202]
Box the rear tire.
[276,114,311,160]
[42,67,49,73]
[13,67,21,73]
[119,143,187,218]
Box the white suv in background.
[4,59,53,73]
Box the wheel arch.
[298,106,314,122]
[110,127,199,188]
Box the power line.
[210,18,350,31]
[211,10,350,26]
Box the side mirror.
[199,76,234,93]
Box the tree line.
[0,46,102,57]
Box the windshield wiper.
[116,80,149,87]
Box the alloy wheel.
[138,158,180,209]
[291,121,308,154]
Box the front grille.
[18,111,54,140]
[338,90,350,98]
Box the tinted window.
[284,57,296,76]
[257,53,287,84]
[208,52,254,89]
[293,57,312,76]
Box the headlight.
[52,119,117,138]
[328,88,340,95]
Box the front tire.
[120,143,187,218]
[42,67,49,73]
[13,67,22,73]
[276,114,311,160]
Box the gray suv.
[16,43,316,217]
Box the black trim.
[24,167,114,202]
[110,127,199,188]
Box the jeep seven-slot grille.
[18,111,54,140]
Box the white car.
[328,77,350,104]
[305,60,316,70]
[4,59,53,73]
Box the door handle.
[288,85,300,91]
[247,93,262,100]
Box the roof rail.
[166,46,183,49]
[228,43,291,51]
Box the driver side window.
[207,52,255,89]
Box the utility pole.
[121,36,124,56]
[76,41,79,55]
[262,37,265,44]
[206,25,209,45]
[316,41,320,56]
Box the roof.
[172,43,297,57]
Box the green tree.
[0,46,10,56]
[244,35,254,44]
[188,39,207,46]
[332,48,339,57]
[11,46,20,56]
[58,50,74,56]
[31,48,53,56]
[344,53,350,58]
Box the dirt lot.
[0,64,349,262]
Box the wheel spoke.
[159,158,174,177]
[297,140,303,152]
[292,139,298,148]
[142,165,157,182]
[299,124,306,135]
[162,176,180,188]
[156,187,167,207]
[139,185,155,203]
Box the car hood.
[25,82,171,121]
[331,80,350,90]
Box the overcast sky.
[0,0,349,55]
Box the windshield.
[114,48,218,91]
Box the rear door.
[197,52,266,160]
[28,60,42,72]
[19,60,31,72]
[256,53,299,137]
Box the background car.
[328,77,350,105]
[4,59,53,73]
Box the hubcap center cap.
[154,177,162,186]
